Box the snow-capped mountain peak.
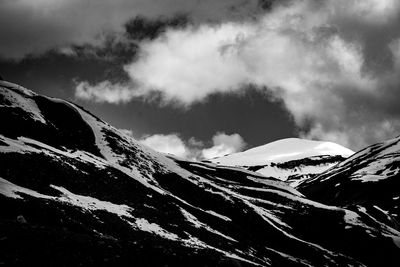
[208,138,354,186]
[210,138,354,166]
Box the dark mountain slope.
[1,80,400,266]
[298,136,400,231]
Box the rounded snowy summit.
[210,138,354,166]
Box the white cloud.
[139,133,189,158]
[124,23,255,104]
[119,128,135,137]
[202,132,246,159]
[332,0,400,24]
[75,81,138,104]
[0,0,261,59]
[138,132,246,160]
[124,1,376,106]
[99,0,399,149]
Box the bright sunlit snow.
[211,138,354,166]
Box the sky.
[1,0,400,159]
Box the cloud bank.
[78,0,400,149]
[139,132,246,160]
[0,0,261,60]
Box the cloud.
[139,133,189,158]
[81,0,400,149]
[8,0,396,149]
[139,132,246,160]
[118,128,135,137]
[0,0,262,60]
[75,81,139,104]
[202,132,246,159]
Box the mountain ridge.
[0,80,399,266]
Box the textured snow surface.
[133,218,179,240]
[0,134,109,169]
[0,177,50,200]
[52,185,134,218]
[303,136,400,186]
[0,80,36,97]
[0,177,133,218]
[70,101,196,195]
[180,208,237,242]
[255,163,338,185]
[0,84,46,124]
[350,155,400,183]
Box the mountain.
[298,136,400,230]
[209,138,354,186]
[1,80,399,266]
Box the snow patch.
[344,210,366,228]
[0,177,133,218]
[0,86,46,124]
[204,210,232,221]
[0,81,36,97]
[0,177,51,199]
[391,236,400,249]
[353,174,388,183]
[255,163,337,183]
[134,218,179,240]
[0,135,109,170]
[180,208,237,242]
[51,185,133,218]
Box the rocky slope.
[0,80,399,266]
[298,136,400,231]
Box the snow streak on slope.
[0,177,133,218]
[0,81,46,124]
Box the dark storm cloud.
[0,0,264,60]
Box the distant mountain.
[0,80,399,266]
[209,138,354,186]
